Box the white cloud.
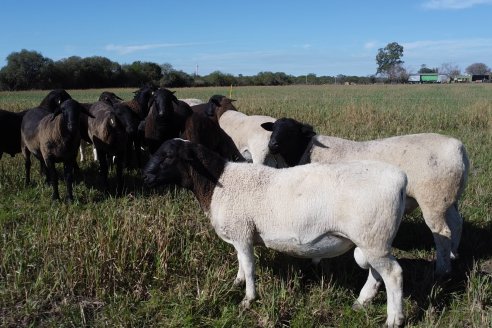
[422,0,492,9]
[364,41,377,50]
[104,42,205,55]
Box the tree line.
[0,49,379,91]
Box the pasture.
[1,84,491,327]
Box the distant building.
[453,75,472,83]
[471,74,491,83]
[408,73,449,84]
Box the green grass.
[1,84,491,327]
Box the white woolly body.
[301,132,469,275]
[219,110,285,167]
[208,161,407,258]
[179,98,205,106]
[304,133,467,203]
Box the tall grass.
[1,84,491,327]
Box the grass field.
[1,84,491,327]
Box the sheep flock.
[1,87,472,327]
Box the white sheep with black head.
[262,117,469,276]
[143,138,408,327]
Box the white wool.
[207,160,407,327]
[219,111,286,167]
[301,132,469,275]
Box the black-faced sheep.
[262,117,469,276]
[143,88,192,154]
[86,101,129,193]
[143,139,408,327]
[21,99,94,201]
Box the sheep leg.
[45,157,59,200]
[353,247,382,308]
[233,252,245,287]
[63,160,75,202]
[421,208,452,276]
[96,148,110,192]
[233,243,256,309]
[446,203,463,259]
[353,267,382,309]
[367,254,404,328]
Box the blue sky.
[1,0,491,76]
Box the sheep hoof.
[239,298,252,310]
[352,300,364,311]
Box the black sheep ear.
[301,124,316,138]
[261,122,274,131]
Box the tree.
[0,49,55,90]
[439,63,461,79]
[375,42,404,81]
[465,62,491,75]
[418,64,437,74]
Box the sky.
[1,0,491,77]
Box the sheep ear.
[301,124,316,138]
[261,122,274,131]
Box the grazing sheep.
[262,117,469,276]
[143,139,407,327]
[86,101,129,193]
[0,109,27,159]
[21,99,94,201]
[144,88,192,154]
[203,95,285,167]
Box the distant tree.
[465,62,491,75]
[0,49,55,90]
[204,71,237,86]
[161,69,194,87]
[122,61,162,87]
[375,42,404,81]
[418,64,438,74]
[439,63,461,79]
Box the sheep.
[143,88,192,154]
[261,117,469,276]
[203,95,286,167]
[0,109,27,159]
[86,100,129,193]
[21,99,94,201]
[143,139,408,327]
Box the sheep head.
[261,117,316,167]
[39,89,72,112]
[51,99,95,132]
